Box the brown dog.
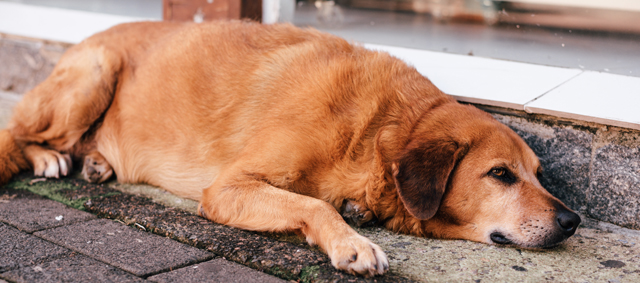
[0,21,580,276]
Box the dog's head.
[391,103,580,248]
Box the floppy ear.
[392,139,464,220]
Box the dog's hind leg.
[341,200,377,227]
[7,43,121,180]
[81,150,113,183]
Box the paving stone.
[493,114,593,211]
[1,253,143,283]
[0,222,70,272]
[0,36,67,94]
[85,193,415,282]
[148,258,286,283]
[34,218,214,277]
[0,196,96,233]
[589,130,640,230]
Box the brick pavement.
[0,188,287,283]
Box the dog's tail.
[0,129,29,186]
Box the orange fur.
[0,130,29,184]
[0,21,581,276]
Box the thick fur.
[1,21,580,276]
[0,130,29,184]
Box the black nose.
[556,210,581,236]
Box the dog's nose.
[556,210,581,236]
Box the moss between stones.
[300,265,321,283]
[2,174,120,210]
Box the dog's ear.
[392,139,465,220]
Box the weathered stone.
[148,258,286,283]
[0,197,95,233]
[589,129,640,229]
[34,218,214,277]
[493,114,593,212]
[0,91,19,128]
[1,254,143,283]
[0,222,70,272]
[0,35,67,94]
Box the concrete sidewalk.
[2,174,640,282]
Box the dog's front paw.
[328,234,389,277]
[81,152,113,183]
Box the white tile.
[526,71,640,130]
[364,43,582,110]
[0,2,153,44]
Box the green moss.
[263,266,294,281]
[300,265,320,283]
[3,177,118,210]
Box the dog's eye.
[491,168,505,176]
[488,167,517,184]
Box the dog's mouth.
[489,231,567,249]
[489,232,513,245]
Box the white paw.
[329,234,389,277]
[32,150,72,178]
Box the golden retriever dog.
[0,21,580,276]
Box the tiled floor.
[364,43,583,110]
[526,71,640,129]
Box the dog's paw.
[81,152,113,183]
[341,200,377,227]
[328,234,389,277]
[29,148,72,178]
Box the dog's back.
[81,22,446,201]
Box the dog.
[0,21,580,276]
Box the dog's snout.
[556,210,581,236]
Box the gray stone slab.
[148,258,286,283]
[0,36,66,94]
[0,197,96,233]
[34,218,214,277]
[493,114,593,212]
[589,130,640,230]
[1,254,143,283]
[0,222,70,272]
